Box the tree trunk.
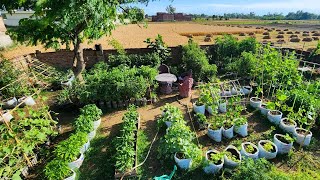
[72,40,85,82]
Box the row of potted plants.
[114,105,140,174]
[44,104,102,180]
[250,97,313,146]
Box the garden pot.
[112,101,118,109]
[293,128,312,146]
[279,118,297,134]
[218,102,227,113]
[93,118,102,130]
[241,86,252,95]
[206,106,217,115]
[222,125,234,139]
[174,152,192,170]
[224,145,241,168]
[234,122,248,137]
[18,96,36,107]
[2,97,18,109]
[273,134,293,154]
[193,103,205,114]
[203,149,224,174]
[0,111,13,123]
[250,97,262,109]
[221,90,232,96]
[80,140,90,154]
[240,142,259,160]
[64,170,76,180]
[68,153,85,170]
[231,87,242,95]
[259,103,270,116]
[267,110,283,125]
[258,140,278,159]
[207,126,222,142]
[88,130,96,141]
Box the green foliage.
[144,34,171,63]
[181,39,217,82]
[207,115,224,130]
[114,105,139,172]
[74,115,94,133]
[208,151,224,164]
[158,104,185,128]
[195,113,207,124]
[44,159,72,180]
[245,144,255,154]
[234,117,247,127]
[80,104,102,121]
[108,53,161,68]
[263,142,274,152]
[225,151,240,163]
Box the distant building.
[152,12,192,22]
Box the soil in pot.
[261,142,276,153]
[296,129,309,136]
[251,97,261,102]
[277,135,291,144]
[176,152,187,159]
[226,149,240,161]
[283,119,295,126]
[270,111,281,115]
[208,152,222,165]
[244,144,257,154]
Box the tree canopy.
[166,4,176,14]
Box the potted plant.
[218,99,227,113]
[74,115,95,140]
[159,104,184,128]
[267,110,283,125]
[207,116,224,142]
[250,97,262,109]
[80,104,103,130]
[193,97,205,115]
[231,86,242,95]
[222,115,234,139]
[203,149,224,174]
[223,145,241,168]
[44,159,76,180]
[273,134,294,154]
[174,151,193,170]
[240,142,259,159]
[258,140,278,159]
[279,118,297,134]
[2,97,18,109]
[293,128,312,146]
[195,113,208,130]
[259,103,270,116]
[241,86,253,95]
[234,117,248,137]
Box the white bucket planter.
[279,118,297,134]
[207,126,222,142]
[174,152,192,170]
[267,110,282,125]
[64,170,76,180]
[241,86,252,95]
[218,102,227,113]
[222,125,234,139]
[0,111,13,123]
[273,134,293,154]
[258,140,278,159]
[259,104,270,116]
[293,128,312,146]
[88,130,96,141]
[234,122,248,137]
[68,153,85,170]
[18,96,36,107]
[93,118,101,130]
[231,87,242,95]
[240,142,259,160]
[224,145,241,168]
[193,103,205,114]
[250,97,262,109]
[2,97,18,109]
[203,150,224,174]
[80,140,90,154]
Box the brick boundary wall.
[22,44,320,69]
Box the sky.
[134,0,320,15]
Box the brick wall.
[32,44,320,69]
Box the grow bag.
[218,102,227,113]
[88,130,96,141]
[64,170,76,180]
[273,134,293,154]
[0,111,13,123]
[267,110,283,125]
[293,128,312,146]
[18,96,36,107]
[165,121,172,128]
[203,150,224,174]
[68,153,85,170]
[234,122,248,137]
[2,97,18,109]
[193,103,205,114]
[207,126,222,142]
[222,125,234,139]
[223,145,241,168]
[93,118,102,130]
[258,140,278,159]
[174,153,192,170]
[279,118,297,134]
[250,97,262,109]
[259,104,270,116]
[240,142,259,160]
[206,106,217,115]
[80,140,90,154]
[241,86,252,95]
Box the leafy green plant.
[144,34,171,63]
[234,117,247,127]
[158,104,185,127]
[80,104,102,121]
[208,115,224,130]
[225,151,240,163]
[74,115,94,133]
[44,159,73,180]
[284,134,295,143]
[263,142,275,152]
[208,151,224,164]
[245,144,256,154]
[195,113,207,124]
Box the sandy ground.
[0,17,13,48]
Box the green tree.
[1,0,153,81]
[166,4,176,14]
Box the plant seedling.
[245,144,256,154]
[262,142,275,152]
[225,150,240,163]
[208,152,224,165]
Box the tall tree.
[166,4,176,14]
[1,0,153,81]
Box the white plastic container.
[203,149,224,174]
[267,110,283,125]
[223,145,241,168]
[174,152,192,170]
[0,111,13,123]
[64,170,76,180]
[250,97,262,109]
[293,128,312,146]
[207,126,222,142]
[222,125,234,139]
[234,122,248,137]
[93,118,101,130]
[193,103,205,114]
[258,140,278,159]
[80,140,90,154]
[218,102,227,113]
[3,97,18,109]
[241,86,252,95]
[88,130,96,141]
[68,153,85,170]
[240,142,259,160]
[273,134,293,154]
[279,118,297,134]
[259,104,270,116]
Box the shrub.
[108,53,161,68]
[181,40,217,82]
[44,159,73,180]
